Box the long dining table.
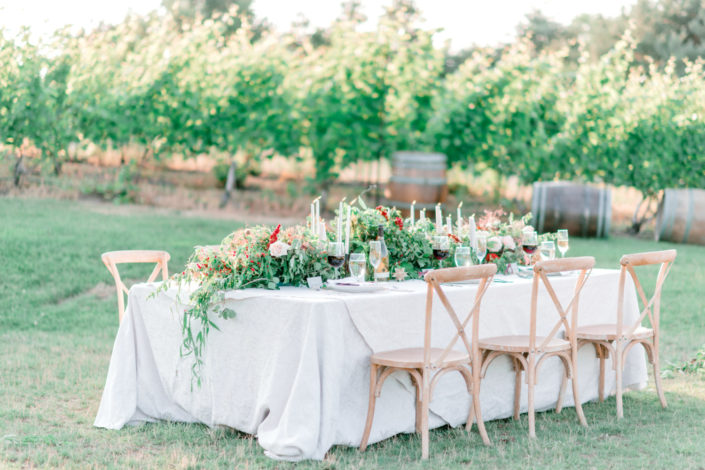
[94,268,648,461]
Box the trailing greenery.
[167,199,541,382]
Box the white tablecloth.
[94,269,647,460]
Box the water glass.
[454,246,472,267]
[540,240,556,261]
[348,253,366,282]
[476,233,487,264]
[369,241,382,281]
[557,229,569,258]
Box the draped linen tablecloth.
[94,268,647,460]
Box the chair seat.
[576,324,654,341]
[371,347,469,368]
[479,335,570,353]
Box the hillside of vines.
[2,6,705,201]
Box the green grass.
[1,197,704,469]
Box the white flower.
[487,236,503,253]
[502,235,516,250]
[269,240,291,258]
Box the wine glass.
[540,240,556,261]
[557,229,569,258]
[369,241,382,282]
[454,246,472,267]
[522,230,538,265]
[327,242,345,278]
[432,236,450,268]
[348,253,366,282]
[476,233,487,264]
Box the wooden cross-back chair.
[479,256,595,438]
[101,250,170,323]
[359,264,497,459]
[576,249,676,418]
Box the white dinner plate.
[325,281,387,293]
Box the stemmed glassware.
[454,246,472,267]
[327,242,346,278]
[540,240,556,261]
[369,241,382,282]
[432,236,450,268]
[348,253,366,282]
[476,233,487,265]
[557,229,569,258]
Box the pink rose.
[487,236,503,253]
[502,235,516,250]
[268,240,291,258]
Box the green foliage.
[4,1,705,198]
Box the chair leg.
[415,374,423,433]
[421,368,430,460]
[527,355,536,438]
[359,363,379,451]
[555,364,568,414]
[651,346,667,409]
[570,353,587,427]
[471,365,490,446]
[597,344,606,403]
[615,342,624,419]
[513,358,521,421]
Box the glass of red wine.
[522,230,538,265]
[432,236,450,268]
[327,242,346,278]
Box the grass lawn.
[1,197,704,469]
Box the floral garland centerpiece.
[164,196,553,383]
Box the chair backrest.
[530,256,595,352]
[617,249,677,338]
[423,264,497,367]
[101,250,170,323]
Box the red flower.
[376,206,389,221]
[486,253,499,262]
[266,224,281,249]
[394,217,403,230]
[448,233,460,243]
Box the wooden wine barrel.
[387,152,448,215]
[532,182,612,238]
[655,188,705,245]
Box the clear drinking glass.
[476,233,487,264]
[327,242,345,278]
[348,253,366,282]
[432,236,450,268]
[557,229,569,258]
[454,246,472,267]
[540,240,556,261]
[369,241,382,281]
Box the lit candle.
[310,203,315,232]
[319,218,327,242]
[446,215,452,235]
[457,202,463,236]
[314,197,320,235]
[469,215,477,251]
[337,201,343,244]
[435,204,442,233]
[345,204,352,254]
[420,209,425,222]
[410,200,416,227]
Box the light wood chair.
[359,264,497,459]
[101,250,170,323]
[479,256,595,438]
[576,249,676,418]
